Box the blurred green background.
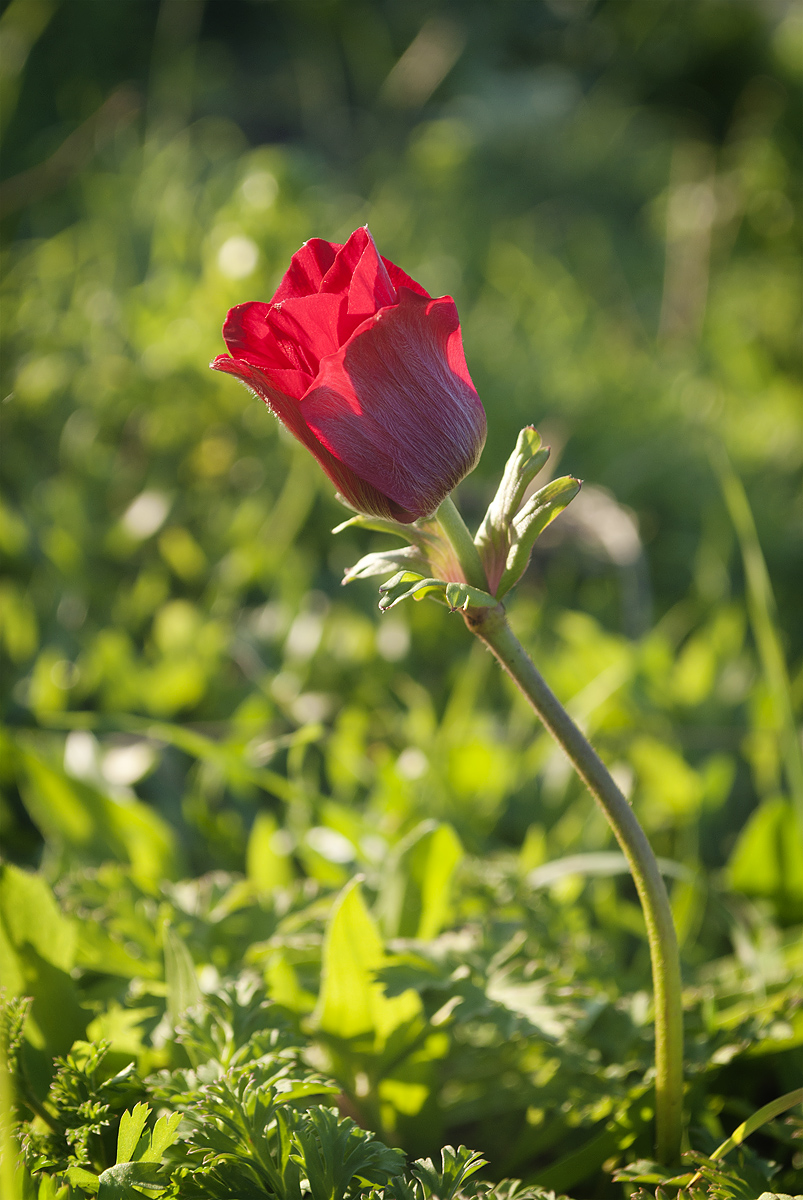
[1,0,803,1187]
[1,0,800,877]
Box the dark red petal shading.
[300,290,486,519]
[209,353,417,523]
[272,238,340,303]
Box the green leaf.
[313,879,421,1045]
[163,923,202,1029]
[139,1109,182,1163]
[412,1145,488,1200]
[0,865,87,1061]
[343,544,430,584]
[97,1160,164,1198]
[246,811,295,891]
[15,740,177,885]
[710,441,803,823]
[116,1101,150,1164]
[378,821,463,940]
[66,1166,101,1193]
[0,862,76,973]
[290,1107,405,1200]
[710,1086,803,1162]
[727,796,803,915]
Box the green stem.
[435,496,489,591]
[464,605,684,1165]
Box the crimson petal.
[267,291,348,375]
[210,354,416,522]
[381,257,430,299]
[272,238,340,303]
[301,290,486,519]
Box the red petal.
[210,353,416,522]
[381,256,431,299]
[272,238,340,303]
[300,290,486,519]
[322,227,396,309]
[345,235,397,316]
[223,303,286,366]
[267,291,347,374]
[321,227,371,291]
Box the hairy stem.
[435,495,489,591]
[466,605,684,1164]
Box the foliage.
[1,0,802,1196]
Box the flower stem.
[465,605,684,1165]
[435,495,489,591]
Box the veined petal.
[210,353,417,523]
[301,290,486,519]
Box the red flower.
[211,227,486,523]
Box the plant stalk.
[435,495,489,591]
[468,605,683,1163]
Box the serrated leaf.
[412,1145,488,1200]
[140,1110,183,1163]
[290,1107,405,1200]
[116,1101,150,1165]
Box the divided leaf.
[116,1102,150,1165]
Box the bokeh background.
[1,0,802,1183]
[2,0,801,873]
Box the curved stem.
[466,605,684,1165]
[435,496,489,591]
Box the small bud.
[475,426,579,596]
[496,475,581,599]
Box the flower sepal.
[495,474,581,598]
[377,570,498,615]
[343,544,430,584]
[335,507,464,589]
[474,426,580,598]
[475,426,550,585]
